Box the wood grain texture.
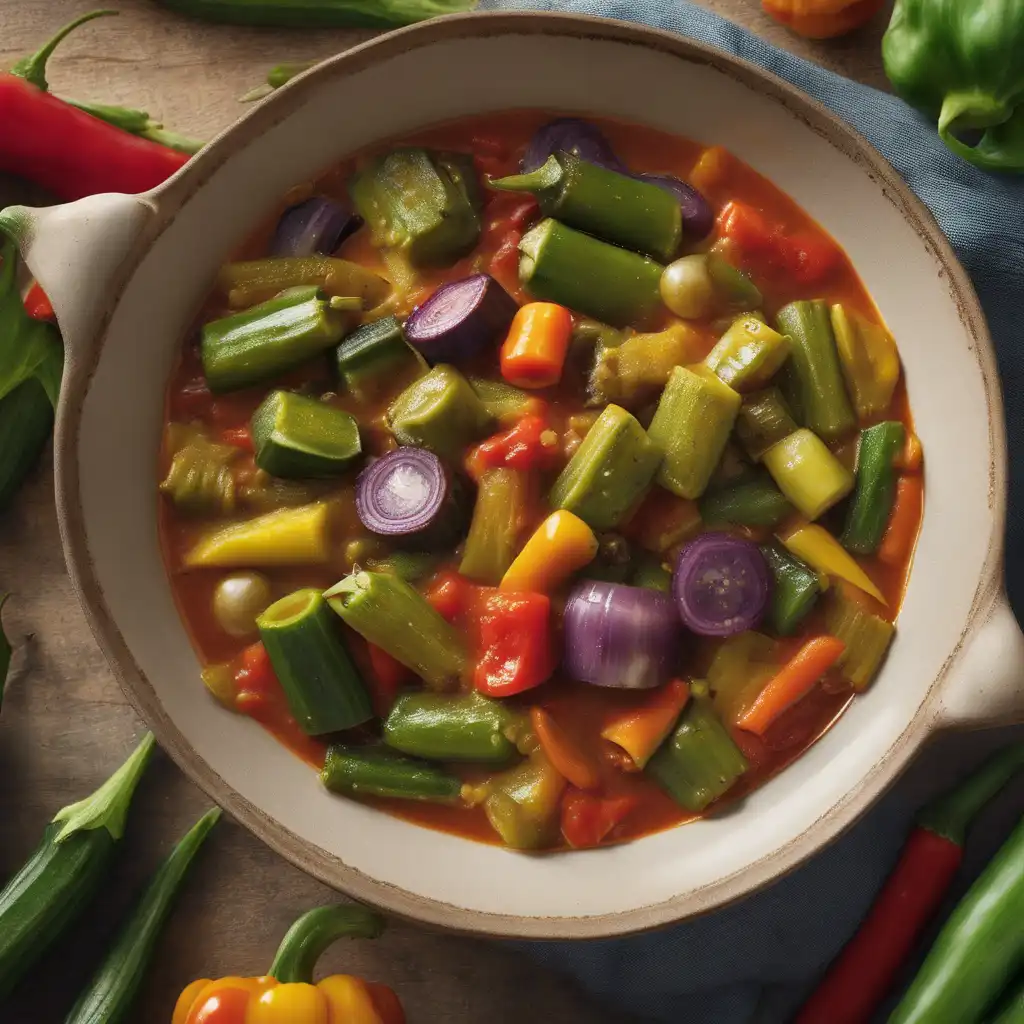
[0,2,893,1021]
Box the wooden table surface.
[0,3,951,1021]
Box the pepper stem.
[937,92,1024,172]
[916,741,1024,846]
[268,905,385,984]
[11,9,119,92]
[51,732,155,844]
[487,154,563,198]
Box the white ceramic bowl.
[5,13,1023,939]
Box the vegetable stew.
[159,111,923,852]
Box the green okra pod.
[775,300,855,441]
[762,428,854,521]
[386,364,493,461]
[383,691,522,765]
[703,316,790,392]
[824,586,895,691]
[549,403,662,530]
[459,468,528,585]
[257,588,373,735]
[251,390,362,478]
[335,316,427,402]
[735,387,798,462]
[645,686,747,812]
[321,745,462,803]
[325,571,466,688]
[841,421,906,555]
[64,809,220,1024]
[519,218,664,328]
[201,287,355,393]
[349,148,482,267]
[700,472,794,529]
[489,152,682,262]
[646,366,741,500]
[760,543,821,636]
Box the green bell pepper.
[883,0,1024,172]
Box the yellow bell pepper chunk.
[499,510,598,593]
[830,305,900,420]
[780,522,886,605]
[249,983,330,1024]
[185,502,331,568]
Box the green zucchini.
[257,588,372,735]
[64,808,220,1024]
[321,744,462,802]
[335,316,426,402]
[251,390,362,479]
[0,734,155,999]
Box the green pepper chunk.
[519,218,664,328]
[489,152,682,262]
[645,685,748,812]
[549,404,662,531]
[201,287,355,393]
[883,0,1024,172]
[321,745,462,803]
[160,424,238,515]
[349,148,482,267]
[842,421,906,555]
[386,364,493,460]
[383,692,522,765]
[760,543,821,637]
[647,366,741,500]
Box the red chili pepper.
[219,425,254,453]
[796,742,1024,1024]
[366,642,411,717]
[0,75,188,201]
[473,590,555,698]
[23,281,55,321]
[466,414,557,480]
[560,789,638,849]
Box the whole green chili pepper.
[156,0,478,28]
[883,0,1024,172]
[890,813,1024,1024]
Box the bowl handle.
[0,194,155,385]
[934,595,1024,729]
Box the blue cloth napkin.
[476,1,1024,1020]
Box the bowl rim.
[53,11,1005,939]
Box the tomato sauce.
[159,111,922,850]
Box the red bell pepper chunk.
[366,642,412,717]
[777,231,841,286]
[560,788,638,849]
[488,228,521,282]
[233,642,280,711]
[473,590,555,698]
[718,200,775,253]
[220,425,254,453]
[466,414,556,480]
[23,280,55,321]
[425,571,473,623]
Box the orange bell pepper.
[762,0,887,39]
[172,906,404,1024]
[500,302,574,388]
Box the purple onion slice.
[270,197,363,258]
[522,118,627,174]
[356,448,459,546]
[405,274,518,366]
[635,173,715,242]
[563,579,681,690]
[673,533,770,637]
